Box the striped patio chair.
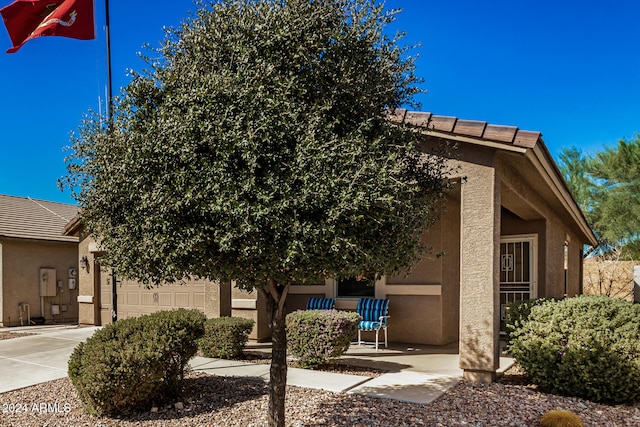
[356,298,390,351]
[306,297,335,310]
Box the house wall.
[76,234,231,327]
[385,187,461,345]
[564,230,584,297]
[77,234,97,325]
[281,188,461,346]
[0,238,78,326]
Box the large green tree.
[63,0,450,425]
[559,137,640,258]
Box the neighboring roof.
[0,194,80,243]
[390,109,598,247]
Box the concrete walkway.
[0,326,513,405]
[0,325,99,393]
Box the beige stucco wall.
[565,230,584,297]
[1,238,78,327]
[385,187,461,345]
[231,287,270,341]
[77,234,98,325]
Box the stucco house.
[0,194,80,327]
[64,111,597,383]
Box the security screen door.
[500,236,536,331]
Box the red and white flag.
[0,0,94,53]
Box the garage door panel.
[175,293,189,307]
[158,293,172,306]
[194,293,205,308]
[127,292,140,305]
[140,293,155,306]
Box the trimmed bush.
[68,308,205,415]
[504,297,561,346]
[199,316,255,359]
[286,309,360,368]
[509,296,640,404]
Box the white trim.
[288,285,326,294]
[231,299,257,309]
[380,284,442,296]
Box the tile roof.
[389,109,542,149]
[0,194,80,243]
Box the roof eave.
[62,215,83,237]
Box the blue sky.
[0,0,638,205]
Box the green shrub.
[199,316,254,359]
[286,309,360,368]
[504,297,561,346]
[68,308,205,415]
[509,296,640,404]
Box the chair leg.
[384,327,388,348]
[358,329,362,346]
[375,329,379,351]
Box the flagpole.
[104,0,117,324]
[105,0,113,125]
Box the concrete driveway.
[0,326,99,393]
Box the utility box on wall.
[39,268,57,297]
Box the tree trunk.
[262,280,290,427]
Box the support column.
[205,280,231,318]
[459,164,501,383]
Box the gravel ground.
[1,367,640,426]
[0,331,35,341]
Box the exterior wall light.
[79,255,89,271]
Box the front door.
[500,236,536,330]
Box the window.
[337,276,375,298]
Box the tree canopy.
[65,0,450,287]
[559,136,640,258]
[63,0,451,425]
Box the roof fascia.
[419,129,528,154]
[62,215,82,237]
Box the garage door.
[98,262,206,323]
